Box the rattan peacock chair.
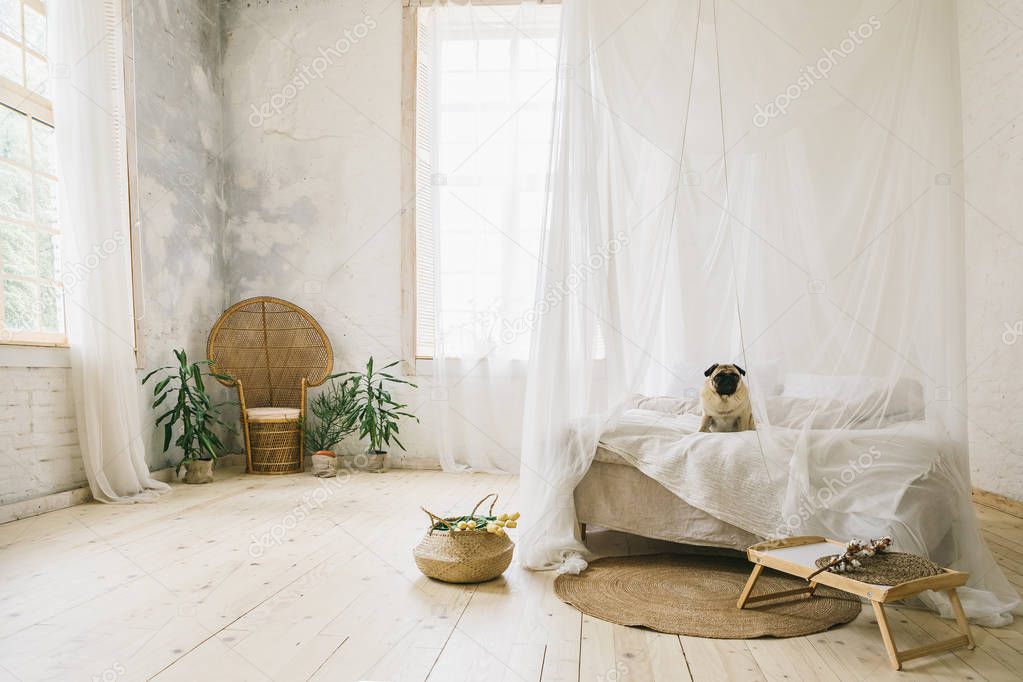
[207,296,333,474]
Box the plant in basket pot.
[333,357,418,473]
[142,349,236,484]
[304,378,359,477]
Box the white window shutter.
[414,10,436,358]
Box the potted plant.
[305,378,358,476]
[142,349,236,484]
[333,357,418,473]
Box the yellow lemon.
[511,512,521,520]
[497,513,509,522]
[505,520,517,528]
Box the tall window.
[412,1,560,361]
[0,0,60,345]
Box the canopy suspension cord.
[641,0,700,396]
[711,0,772,481]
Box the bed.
[574,381,955,556]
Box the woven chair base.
[248,418,302,475]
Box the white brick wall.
[0,367,85,506]
[959,2,1023,502]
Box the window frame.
[122,0,144,365]
[399,0,560,375]
[0,0,62,346]
[0,0,143,355]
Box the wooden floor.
[1,468,1022,681]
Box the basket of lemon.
[414,493,520,583]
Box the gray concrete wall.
[219,0,437,466]
[131,0,231,471]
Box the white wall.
[0,362,80,505]
[958,0,1023,501]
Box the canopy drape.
[53,0,170,503]
[520,0,1019,626]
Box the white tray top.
[760,541,887,588]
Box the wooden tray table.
[739,536,974,671]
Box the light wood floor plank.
[0,467,1021,682]
[538,571,583,682]
[746,635,842,682]
[678,637,766,681]
[579,614,688,682]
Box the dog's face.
[704,363,746,397]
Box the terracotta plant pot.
[183,459,214,484]
[311,450,336,477]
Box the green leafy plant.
[142,349,236,473]
[333,357,418,453]
[305,378,359,453]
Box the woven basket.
[413,494,514,584]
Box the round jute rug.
[554,554,861,639]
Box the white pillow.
[745,360,781,398]
[664,362,706,400]
[782,373,880,403]
[781,373,924,420]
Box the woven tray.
[814,551,943,586]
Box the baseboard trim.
[972,488,1023,519]
[388,459,443,471]
[0,485,93,524]
[216,453,247,469]
[151,453,248,483]
[151,467,175,483]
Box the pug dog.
[699,363,755,433]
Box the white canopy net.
[519,0,1020,626]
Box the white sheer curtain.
[520,0,1019,626]
[417,0,560,472]
[53,0,169,503]
[518,0,703,569]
